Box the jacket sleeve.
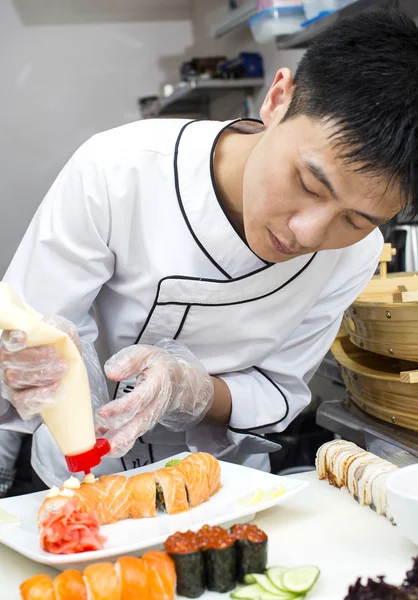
[187,233,383,460]
[0,139,115,427]
[0,430,25,497]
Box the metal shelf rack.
[140,78,265,119]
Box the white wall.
[0,0,193,276]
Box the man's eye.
[345,215,361,230]
[300,177,314,195]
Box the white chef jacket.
[0,118,383,487]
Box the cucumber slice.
[252,574,283,595]
[281,566,320,594]
[230,583,280,599]
[266,567,289,591]
[244,574,257,584]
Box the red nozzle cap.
[65,438,111,474]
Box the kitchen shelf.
[211,1,257,38]
[209,0,413,44]
[139,77,265,119]
[275,0,397,49]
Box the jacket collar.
[174,118,270,280]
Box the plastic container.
[257,0,304,7]
[249,6,306,42]
[302,0,356,21]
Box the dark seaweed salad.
[344,557,418,599]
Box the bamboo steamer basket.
[343,243,418,362]
[331,334,418,432]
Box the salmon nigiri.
[155,468,189,514]
[53,569,87,600]
[20,552,176,600]
[142,551,176,600]
[128,472,157,518]
[83,562,122,600]
[20,574,56,600]
[117,556,149,599]
[173,453,210,507]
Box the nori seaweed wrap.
[164,531,205,598]
[198,525,236,593]
[231,524,268,583]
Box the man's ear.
[260,68,294,126]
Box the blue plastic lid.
[249,5,305,25]
[300,10,335,27]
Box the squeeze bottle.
[0,283,110,474]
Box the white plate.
[0,453,309,571]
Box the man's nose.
[288,207,332,251]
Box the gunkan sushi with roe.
[231,524,268,583]
[164,530,205,598]
[164,523,269,597]
[198,525,237,593]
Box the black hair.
[283,8,418,214]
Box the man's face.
[242,75,402,263]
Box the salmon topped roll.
[128,472,157,519]
[37,452,222,554]
[38,475,132,527]
[76,475,131,525]
[99,475,132,524]
[173,454,210,507]
[155,468,189,514]
[193,452,222,496]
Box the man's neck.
[213,128,263,238]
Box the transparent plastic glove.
[96,339,214,458]
[0,316,81,420]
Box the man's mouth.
[268,230,298,256]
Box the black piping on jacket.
[112,119,317,460]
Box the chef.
[0,9,414,488]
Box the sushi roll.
[198,525,236,593]
[164,531,205,598]
[315,440,399,520]
[231,524,268,583]
[128,472,157,518]
[173,454,210,507]
[154,468,189,514]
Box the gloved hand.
[0,316,81,420]
[96,340,214,458]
